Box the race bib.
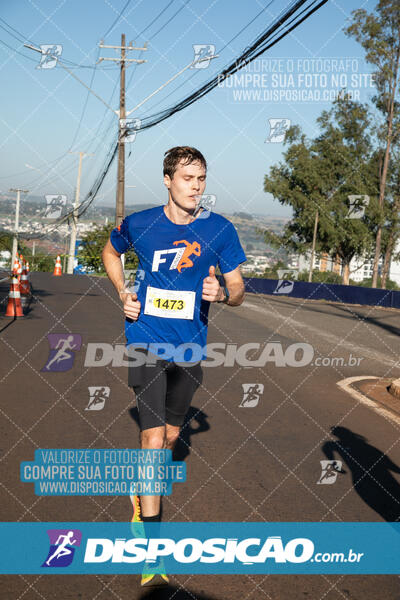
[144,286,195,320]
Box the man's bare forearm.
[224,282,245,306]
[102,242,125,294]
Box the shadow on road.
[322,426,400,521]
[24,285,52,298]
[262,295,400,338]
[128,406,210,464]
[139,584,220,599]
[62,292,103,296]
[0,317,17,333]
[173,407,210,462]
[329,303,400,337]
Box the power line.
[126,0,328,133]
[2,0,192,187]
[0,37,38,62]
[135,0,277,116]
[123,0,192,121]
[148,0,191,39]
[68,46,102,151]
[74,0,136,147]
[78,0,174,201]
[20,0,328,237]
[75,0,327,224]
[0,17,118,69]
[136,0,176,38]
[0,17,35,45]
[102,0,133,39]
[20,138,118,240]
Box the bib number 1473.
[153,298,184,311]
[144,286,195,320]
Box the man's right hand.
[119,290,141,321]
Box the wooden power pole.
[9,188,29,270]
[67,151,93,274]
[117,33,126,228]
[99,35,147,227]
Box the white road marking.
[242,300,399,368]
[337,376,400,426]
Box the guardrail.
[240,277,400,309]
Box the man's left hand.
[202,265,224,302]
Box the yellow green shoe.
[141,558,169,587]
[130,494,142,522]
[130,494,145,538]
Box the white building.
[389,239,400,286]
[297,251,387,283]
[0,250,10,269]
[241,254,270,275]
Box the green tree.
[264,96,376,285]
[358,276,399,290]
[380,146,400,287]
[79,223,138,273]
[345,1,400,287]
[28,254,56,272]
[0,232,13,254]
[0,233,29,267]
[263,260,288,279]
[297,270,343,284]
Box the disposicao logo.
[83,535,315,564]
[42,529,82,567]
[41,334,82,372]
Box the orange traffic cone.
[53,255,62,276]
[12,257,19,275]
[5,275,24,317]
[20,265,31,295]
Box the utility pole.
[9,188,28,270]
[23,42,216,232]
[63,233,69,272]
[67,152,93,274]
[308,208,319,283]
[117,34,126,228]
[99,36,147,227]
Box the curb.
[388,378,400,399]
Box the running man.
[45,531,77,566]
[102,146,246,586]
[44,335,77,371]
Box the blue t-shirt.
[110,205,246,362]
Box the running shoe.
[130,495,168,585]
[141,558,169,587]
[130,494,142,522]
[130,494,145,538]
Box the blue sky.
[0,0,376,217]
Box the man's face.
[164,159,206,212]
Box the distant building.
[241,254,270,275]
[297,250,387,282]
[389,239,400,286]
[0,250,10,269]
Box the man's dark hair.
[163,146,207,179]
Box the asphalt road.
[1,271,400,599]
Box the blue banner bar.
[238,277,400,309]
[1,522,399,574]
